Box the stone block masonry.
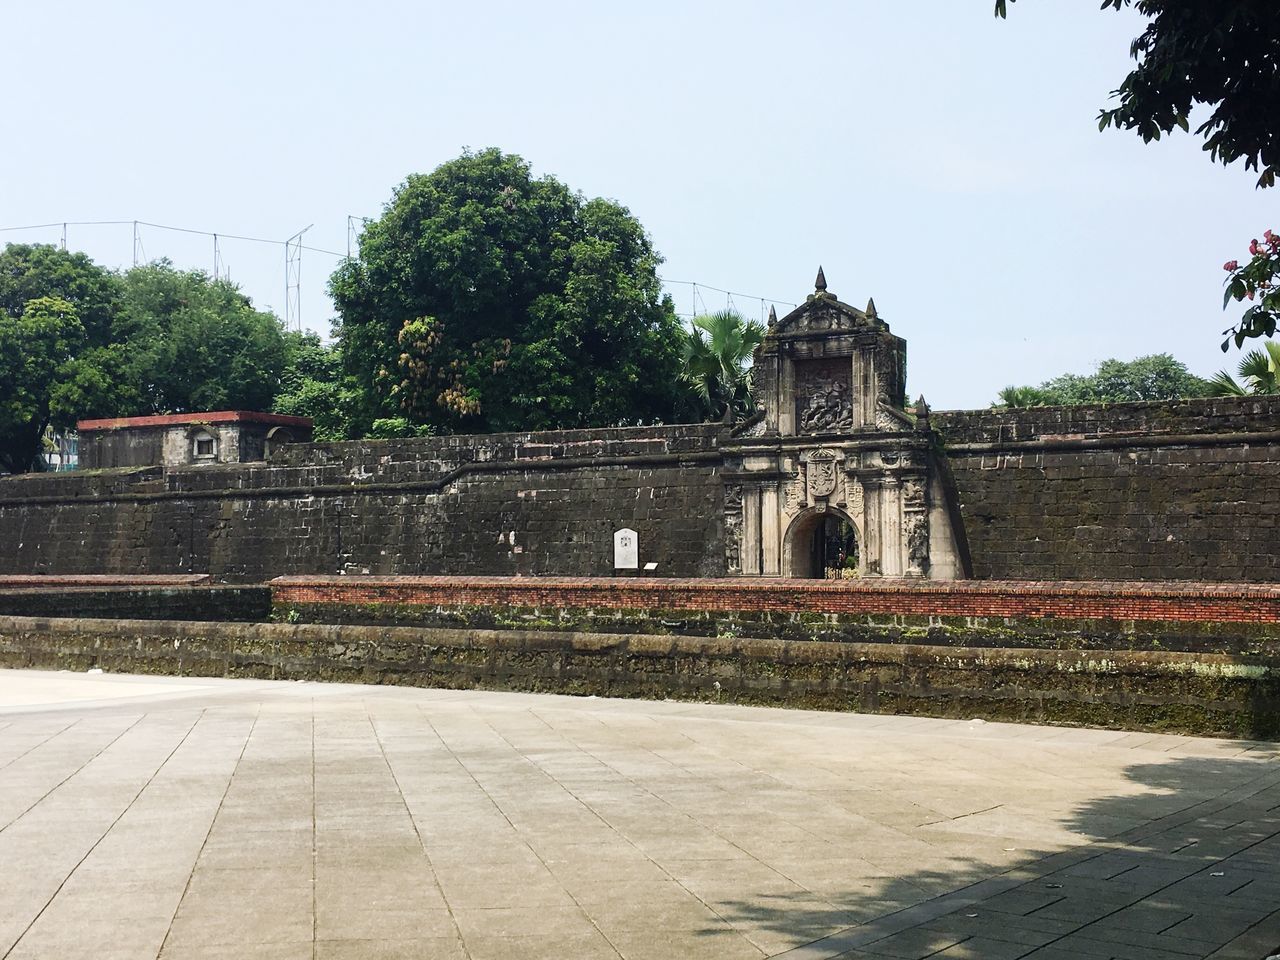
[271,574,1280,625]
[2,395,1280,583]
[1,615,1275,739]
[0,424,727,581]
[0,585,271,622]
[934,396,1280,582]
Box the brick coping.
[269,575,1280,600]
[0,575,211,586]
[77,411,312,431]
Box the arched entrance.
[783,508,860,579]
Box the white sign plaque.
[613,528,639,570]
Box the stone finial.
[814,266,827,293]
[767,304,777,329]
[914,395,931,430]
[865,297,878,319]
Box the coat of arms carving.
[807,449,839,500]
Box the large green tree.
[0,245,132,473]
[122,261,288,414]
[330,149,689,434]
[995,354,1209,407]
[996,1,1280,189]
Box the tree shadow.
[697,748,1280,958]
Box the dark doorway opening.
[787,511,860,579]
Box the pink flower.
[1266,229,1274,241]
[1224,260,1239,271]
[1250,239,1261,255]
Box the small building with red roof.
[76,411,313,470]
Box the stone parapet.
[271,575,1280,625]
[1,615,1274,738]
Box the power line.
[661,278,796,313]
[1,217,796,328]
[0,219,345,258]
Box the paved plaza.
[0,670,1277,960]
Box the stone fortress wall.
[935,396,1280,582]
[1,270,1278,585]
[2,396,1276,584]
[0,425,727,581]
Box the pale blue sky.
[2,1,1272,409]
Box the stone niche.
[723,269,966,580]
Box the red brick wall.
[270,575,1280,625]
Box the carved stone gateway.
[723,269,966,580]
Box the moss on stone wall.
[2,615,1275,740]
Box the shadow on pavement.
[701,750,1280,958]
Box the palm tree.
[681,310,766,423]
[1207,341,1280,396]
[995,385,1054,408]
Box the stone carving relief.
[905,513,930,575]
[795,358,854,434]
[799,382,854,434]
[783,475,804,516]
[724,484,743,573]
[807,449,839,500]
[788,304,854,333]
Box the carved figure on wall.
[906,513,930,575]
[799,381,854,433]
[807,450,839,500]
[902,477,925,506]
[724,484,744,572]
[783,475,804,514]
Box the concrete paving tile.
[160,943,315,959]
[450,905,598,939]
[927,937,1037,959]
[315,939,467,959]
[3,671,1279,960]
[862,928,970,959]
[587,895,731,934]
[463,932,621,960]
[606,926,768,959]
[1048,933,1203,960]
[546,856,672,885]
[316,903,457,941]
[442,880,576,908]
[4,911,170,958]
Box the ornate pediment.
[769,267,886,336]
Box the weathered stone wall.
[0,585,271,622]
[934,396,1280,582]
[2,615,1275,738]
[3,397,1280,583]
[0,425,727,582]
[268,575,1280,654]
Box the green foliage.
[366,417,435,440]
[122,261,287,413]
[329,148,689,434]
[680,310,766,422]
[0,245,133,473]
[1207,341,1280,396]
[0,244,122,344]
[1220,230,1280,348]
[272,331,361,441]
[994,354,1209,407]
[996,1,1280,188]
[995,385,1056,409]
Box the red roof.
[77,411,313,431]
